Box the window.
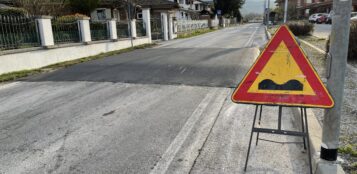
[97,9,106,20]
[137,12,143,19]
[195,4,198,10]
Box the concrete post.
[142,8,152,43]
[36,16,54,47]
[168,12,174,40]
[320,0,352,165]
[131,19,137,38]
[108,19,118,40]
[161,12,168,41]
[78,17,91,43]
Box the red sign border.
[231,25,334,108]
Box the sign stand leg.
[300,107,307,150]
[244,105,259,172]
[256,105,263,146]
[303,108,313,174]
[243,106,313,174]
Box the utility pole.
[320,0,351,166]
[283,0,288,23]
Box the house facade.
[168,0,213,20]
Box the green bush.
[0,7,28,16]
[55,13,88,23]
[326,21,357,61]
[286,20,314,36]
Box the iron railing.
[0,15,40,51]
[90,21,109,41]
[151,18,162,40]
[116,21,129,38]
[52,17,80,44]
[176,20,209,33]
[136,20,146,37]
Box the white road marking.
[149,89,219,174]
[244,25,260,47]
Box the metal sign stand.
[244,105,313,174]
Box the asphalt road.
[313,24,331,39]
[0,23,308,173]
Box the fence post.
[168,12,174,40]
[108,19,118,41]
[131,19,137,38]
[142,8,152,43]
[78,17,91,43]
[161,12,168,41]
[36,16,54,47]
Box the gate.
[151,17,162,40]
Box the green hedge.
[55,13,88,23]
[0,8,28,16]
[286,21,314,36]
[326,21,357,61]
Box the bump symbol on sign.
[258,79,303,91]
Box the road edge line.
[149,88,219,174]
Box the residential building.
[169,0,213,20]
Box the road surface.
[313,24,331,39]
[0,23,308,174]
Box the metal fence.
[90,21,109,41]
[176,20,208,33]
[116,21,129,38]
[136,20,146,37]
[0,15,40,51]
[151,18,162,40]
[52,17,80,44]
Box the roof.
[0,3,9,8]
[98,0,179,10]
[137,0,179,9]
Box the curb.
[264,26,345,174]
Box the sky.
[241,0,274,15]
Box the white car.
[351,16,357,21]
[309,13,327,24]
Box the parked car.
[326,12,332,24]
[309,13,328,24]
[351,12,357,21]
[351,16,357,21]
[326,11,357,24]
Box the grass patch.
[0,43,156,83]
[339,144,357,157]
[177,28,217,39]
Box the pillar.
[108,19,118,40]
[36,16,54,47]
[142,8,152,43]
[131,19,137,38]
[168,12,174,40]
[78,17,91,43]
[161,12,168,41]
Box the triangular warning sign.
[232,25,334,108]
